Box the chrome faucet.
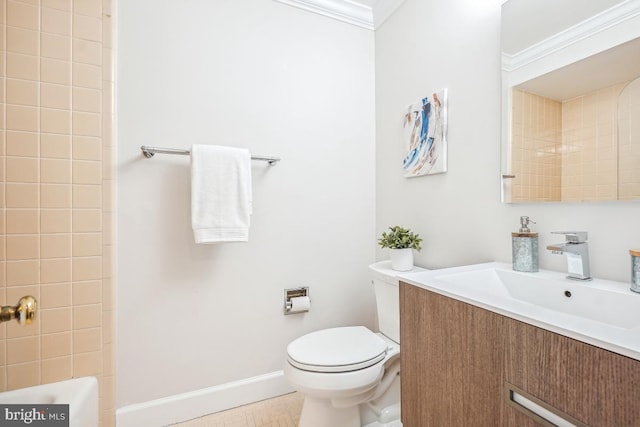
[546,231,592,281]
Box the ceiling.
[273,0,408,30]
[516,36,640,101]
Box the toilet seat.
[287,326,387,373]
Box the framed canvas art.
[402,89,448,177]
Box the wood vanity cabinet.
[399,282,640,427]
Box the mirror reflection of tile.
[502,0,640,203]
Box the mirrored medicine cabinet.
[501,0,640,203]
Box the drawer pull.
[505,383,588,427]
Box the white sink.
[498,269,640,329]
[0,377,98,427]
[400,262,640,360]
[431,265,640,329]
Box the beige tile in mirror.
[500,0,640,203]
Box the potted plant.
[378,226,422,271]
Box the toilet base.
[360,374,401,426]
[297,375,402,427]
[299,396,361,427]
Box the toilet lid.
[287,326,387,373]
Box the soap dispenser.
[512,216,538,272]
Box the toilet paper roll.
[289,296,311,313]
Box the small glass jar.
[631,249,640,293]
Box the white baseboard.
[116,370,294,427]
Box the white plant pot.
[390,248,414,271]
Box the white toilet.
[284,261,424,427]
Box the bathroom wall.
[561,83,623,202]
[0,0,115,425]
[116,0,375,419]
[510,89,562,202]
[376,0,640,282]
[511,83,624,203]
[618,78,640,200]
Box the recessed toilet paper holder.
[284,287,310,315]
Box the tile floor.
[171,392,304,427]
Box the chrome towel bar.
[140,145,281,166]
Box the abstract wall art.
[402,89,448,177]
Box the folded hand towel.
[191,144,252,243]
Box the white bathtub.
[0,377,98,427]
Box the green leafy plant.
[378,226,422,251]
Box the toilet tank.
[370,261,427,343]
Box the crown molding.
[273,0,407,30]
[503,0,640,72]
[274,0,374,30]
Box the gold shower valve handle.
[0,296,37,325]
[16,296,37,325]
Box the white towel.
[190,144,252,243]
